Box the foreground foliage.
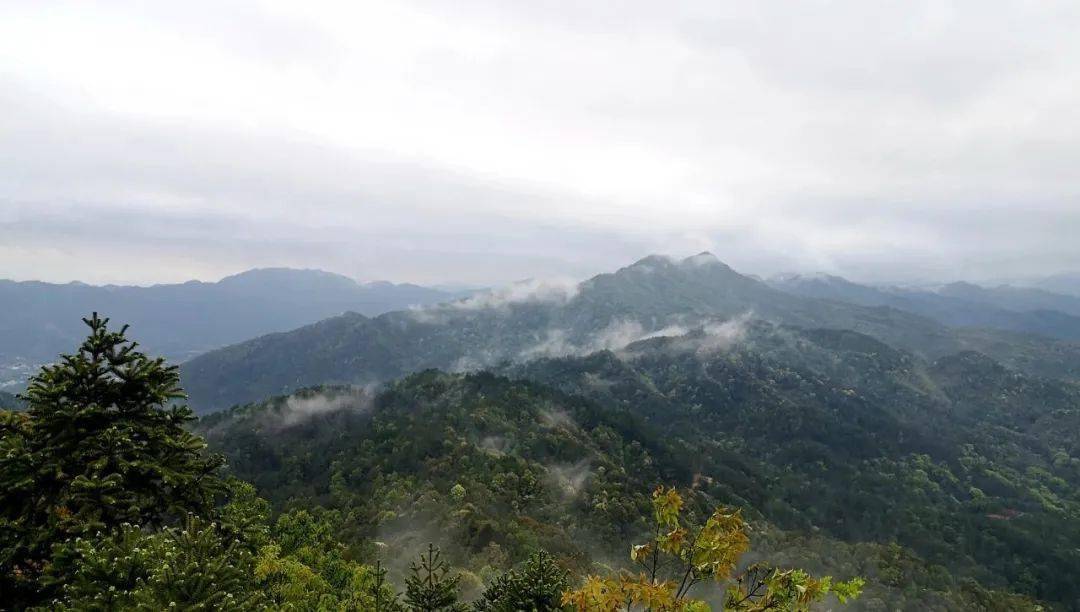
[0,314,224,603]
[563,486,862,611]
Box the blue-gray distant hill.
[0,390,23,409]
[768,273,1080,341]
[0,268,466,386]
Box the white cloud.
[450,278,581,311]
[519,318,700,360]
[409,276,581,325]
[278,387,372,427]
[545,459,593,500]
[697,312,753,355]
[539,407,576,430]
[3,1,1080,284]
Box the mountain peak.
[681,252,722,267]
[220,267,355,284]
[627,254,677,270]
[217,268,362,293]
[624,252,730,274]
[770,272,852,286]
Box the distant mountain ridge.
[768,273,1080,341]
[180,253,1080,412]
[0,268,467,386]
[1030,271,1080,297]
[0,390,23,409]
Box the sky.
[2,0,1080,287]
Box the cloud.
[408,278,581,325]
[519,318,697,360]
[589,320,650,352]
[446,278,581,311]
[539,407,576,430]
[545,460,593,500]
[277,387,373,428]
[4,1,1080,284]
[611,312,754,358]
[696,312,753,356]
[478,435,510,455]
[518,329,576,360]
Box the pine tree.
[0,313,225,604]
[474,550,570,611]
[368,559,404,612]
[46,515,265,610]
[404,543,467,612]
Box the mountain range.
[769,273,1080,341]
[12,252,1080,607]
[0,268,467,388]
[180,253,1080,412]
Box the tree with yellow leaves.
[561,486,863,611]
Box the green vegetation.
[511,329,1080,607]
[562,486,862,611]
[1,316,866,610]
[4,308,1073,609]
[199,321,1071,608]
[1,314,224,603]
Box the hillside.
[505,324,1080,607]
[181,254,1080,412]
[198,364,1056,609]
[0,268,464,387]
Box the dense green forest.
[1,316,868,610]
[190,315,1080,608]
[4,308,1077,609]
[509,324,1080,602]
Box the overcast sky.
[3,1,1080,286]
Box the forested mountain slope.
[4,315,878,610]
[182,254,1080,412]
[199,364,1055,609]
[505,323,1080,607]
[0,268,462,385]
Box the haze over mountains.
[769,273,1080,342]
[0,268,467,388]
[179,253,1080,412]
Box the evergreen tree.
[45,515,265,611]
[368,559,405,612]
[474,550,570,611]
[0,314,225,604]
[404,543,467,612]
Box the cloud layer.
[3,1,1080,285]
